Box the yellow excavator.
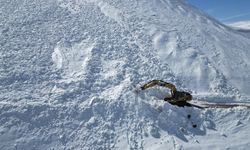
[140,80,192,107]
[139,80,250,109]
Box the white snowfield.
[0,0,250,149]
[229,21,250,30]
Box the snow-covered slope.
[1,0,250,149]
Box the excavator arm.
[140,80,177,97]
[140,80,192,103]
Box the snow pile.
[0,0,250,149]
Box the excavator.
[138,80,250,109]
[139,80,192,107]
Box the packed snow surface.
[0,0,250,149]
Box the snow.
[52,39,94,83]
[0,0,250,149]
[228,21,250,30]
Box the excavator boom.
[140,80,192,102]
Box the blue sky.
[186,0,250,23]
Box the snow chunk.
[52,39,94,83]
[97,1,123,23]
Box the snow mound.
[1,0,250,149]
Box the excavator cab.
[173,91,192,101]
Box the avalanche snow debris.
[0,0,250,149]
